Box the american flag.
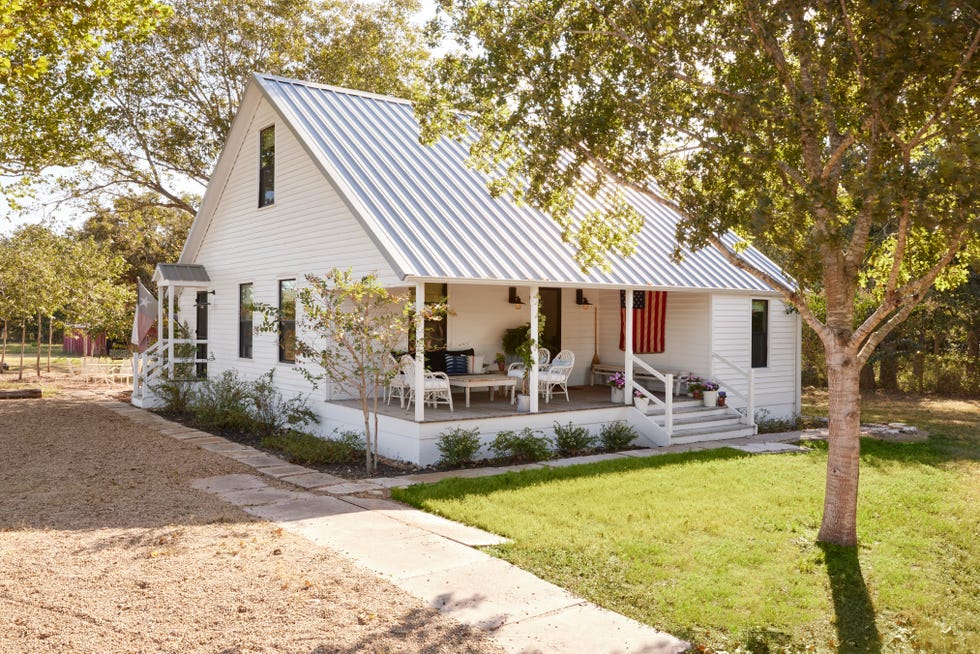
[619,290,667,353]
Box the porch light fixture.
[508,287,525,309]
[576,289,593,309]
[194,289,217,308]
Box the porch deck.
[333,385,683,423]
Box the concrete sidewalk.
[86,392,809,654]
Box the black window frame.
[278,279,296,363]
[239,283,253,359]
[258,125,275,207]
[751,299,769,368]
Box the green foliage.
[490,427,552,462]
[551,421,596,456]
[0,0,169,176]
[598,421,637,451]
[157,368,315,436]
[436,426,482,467]
[150,373,197,415]
[754,410,804,435]
[260,429,364,466]
[501,325,528,355]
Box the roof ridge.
[254,73,414,107]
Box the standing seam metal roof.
[256,74,792,293]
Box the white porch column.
[624,289,633,405]
[529,286,540,413]
[414,282,425,422]
[167,284,175,377]
[156,287,163,347]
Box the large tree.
[64,0,428,216]
[422,0,980,545]
[0,0,169,177]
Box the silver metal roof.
[153,263,211,285]
[256,74,791,293]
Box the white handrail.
[630,356,674,436]
[711,352,755,427]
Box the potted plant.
[633,388,650,411]
[511,318,545,412]
[608,372,626,403]
[717,390,727,407]
[688,378,704,400]
[701,380,720,407]
[494,352,506,372]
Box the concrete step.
[648,406,732,422]
[671,424,758,444]
[669,416,746,433]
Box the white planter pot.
[633,396,650,412]
[610,387,625,404]
[516,394,531,412]
[703,390,718,407]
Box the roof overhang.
[153,263,211,287]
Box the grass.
[393,391,979,653]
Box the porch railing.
[711,351,755,428]
[132,339,209,399]
[629,355,674,436]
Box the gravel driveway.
[0,393,502,653]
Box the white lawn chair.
[506,347,550,382]
[402,356,454,412]
[539,349,575,402]
[386,354,410,407]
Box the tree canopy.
[0,0,170,175]
[423,0,980,545]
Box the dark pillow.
[445,354,469,375]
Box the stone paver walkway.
[79,390,820,654]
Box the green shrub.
[552,421,596,456]
[436,426,482,466]
[150,372,197,415]
[490,427,552,462]
[599,421,637,451]
[192,370,252,431]
[260,429,363,465]
[247,370,317,434]
[754,409,803,434]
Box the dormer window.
[259,125,275,207]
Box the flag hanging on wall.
[619,290,667,353]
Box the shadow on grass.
[393,447,750,505]
[804,437,979,471]
[820,543,881,654]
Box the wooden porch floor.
[332,385,682,423]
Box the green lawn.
[394,393,979,653]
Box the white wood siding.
[188,98,399,416]
[710,294,800,419]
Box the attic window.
[259,125,275,207]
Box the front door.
[195,291,208,378]
[540,287,562,356]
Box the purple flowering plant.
[607,372,626,389]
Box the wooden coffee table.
[447,374,517,408]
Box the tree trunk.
[859,362,876,391]
[967,329,978,361]
[1,318,7,372]
[878,339,899,391]
[913,331,926,393]
[817,348,863,547]
[18,319,26,381]
[35,312,42,376]
[47,317,53,373]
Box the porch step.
[670,415,746,434]
[671,424,759,444]
[646,406,731,421]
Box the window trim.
[278,279,296,364]
[751,298,769,369]
[238,282,253,360]
[258,124,275,208]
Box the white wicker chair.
[402,355,454,412]
[506,348,550,382]
[538,349,575,402]
[386,354,410,407]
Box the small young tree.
[261,269,415,473]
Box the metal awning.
[152,263,211,287]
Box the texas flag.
[130,279,158,352]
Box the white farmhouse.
[134,74,802,466]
